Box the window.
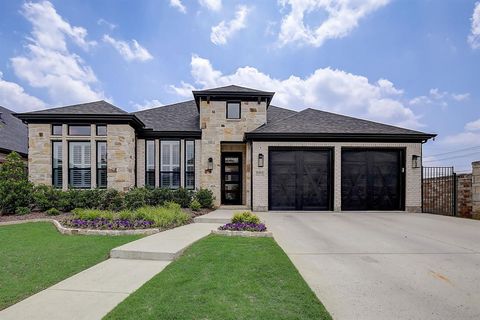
[69,141,91,188]
[185,140,195,189]
[68,125,91,136]
[160,140,180,189]
[96,125,107,136]
[96,141,107,188]
[145,140,155,187]
[52,141,63,188]
[226,102,240,119]
[52,124,62,136]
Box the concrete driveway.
[263,212,480,320]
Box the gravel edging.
[0,218,160,236]
[211,229,273,237]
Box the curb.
[211,229,273,238]
[0,218,160,236]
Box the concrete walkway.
[0,222,220,320]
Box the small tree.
[0,152,33,214]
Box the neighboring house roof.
[26,100,127,114]
[0,106,28,156]
[246,108,435,141]
[134,100,200,133]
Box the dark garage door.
[269,149,332,210]
[341,149,404,211]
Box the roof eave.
[137,130,202,138]
[14,113,145,129]
[245,132,437,143]
[192,91,275,110]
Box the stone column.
[472,161,480,219]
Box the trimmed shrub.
[33,185,61,211]
[15,206,30,215]
[195,188,214,208]
[46,208,60,216]
[125,187,149,210]
[0,152,33,214]
[82,189,105,209]
[189,199,201,211]
[171,188,192,208]
[100,189,124,211]
[148,188,172,206]
[58,191,74,212]
[232,211,261,224]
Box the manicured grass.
[106,235,331,320]
[0,222,140,310]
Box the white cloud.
[199,0,222,11]
[210,5,250,45]
[452,93,470,101]
[103,35,153,62]
[278,0,389,47]
[409,88,469,107]
[443,131,480,146]
[468,2,480,49]
[0,71,46,112]
[170,0,187,13]
[465,118,480,131]
[97,18,117,30]
[11,1,105,106]
[132,99,163,111]
[171,54,421,128]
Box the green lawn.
[105,235,331,320]
[0,222,140,310]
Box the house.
[0,106,28,163]
[15,85,435,212]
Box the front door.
[221,153,242,205]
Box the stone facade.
[199,100,264,206]
[472,161,480,219]
[106,124,136,192]
[457,173,473,218]
[27,123,136,191]
[251,141,422,212]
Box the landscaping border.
[211,229,273,238]
[0,219,160,236]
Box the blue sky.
[0,0,479,171]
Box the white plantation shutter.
[52,142,63,188]
[160,141,180,188]
[69,142,91,188]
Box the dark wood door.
[341,149,404,210]
[221,153,242,205]
[269,149,332,211]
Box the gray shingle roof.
[194,85,274,94]
[133,100,200,132]
[0,106,28,155]
[27,100,126,115]
[251,108,432,136]
[267,105,297,124]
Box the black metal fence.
[422,166,457,216]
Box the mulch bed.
[0,208,214,225]
[0,211,72,223]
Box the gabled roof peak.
[192,84,275,109]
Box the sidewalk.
[0,222,220,320]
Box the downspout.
[250,140,253,211]
[134,134,137,187]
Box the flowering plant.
[64,218,154,230]
[219,222,267,232]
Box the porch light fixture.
[412,155,420,168]
[258,154,264,167]
[207,157,213,171]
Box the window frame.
[68,140,92,189]
[184,140,195,190]
[52,141,63,188]
[145,140,156,188]
[96,124,107,136]
[160,139,181,189]
[51,124,63,136]
[96,141,107,189]
[226,101,241,119]
[68,124,91,136]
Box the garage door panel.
[269,149,332,211]
[342,149,403,211]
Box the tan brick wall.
[472,161,480,219]
[199,99,263,206]
[107,124,135,192]
[251,141,422,212]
